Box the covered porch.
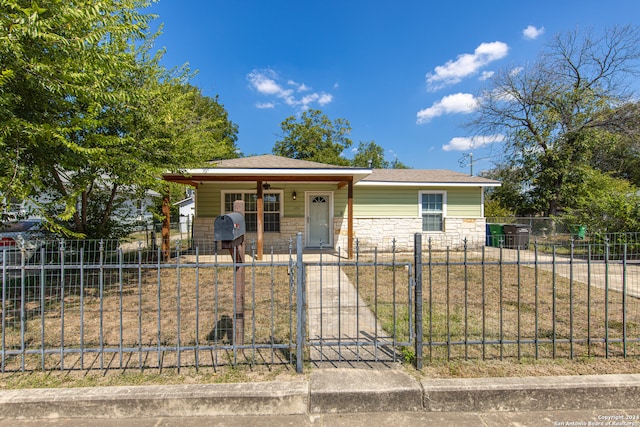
[162,156,372,260]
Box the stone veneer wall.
[335,217,487,251]
[192,217,305,249]
[192,216,487,251]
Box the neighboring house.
[2,189,157,227]
[162,155,500,258]
[173,195,195,234]
[126,190,158,224]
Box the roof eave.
[356,180,501,187]
[164,168,372,183]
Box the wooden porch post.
[256,180,264,260]
[348,178,354,259]
[161,186,171,261]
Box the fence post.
[414,233,423,370]
[295,232,305,373]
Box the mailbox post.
[214,207,246,345]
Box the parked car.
[0,219,44,266]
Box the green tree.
[480,166,535,216]
[0,1,238,238]
[470,26,640,217]
[590,131,640,188]
[273,109,352,165]
[39,73,238,239]
[1,1,151,218]
[351,140,389,168]
[390,158,411,169]
[562,167,640,233]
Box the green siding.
[195,183,346,218]
[353,186,483,218]
[447,187,483,217]
[353,187,417,217]
[286,184,346,218]
[195,183,220,217]
[195,183,484,219]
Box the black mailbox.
[214,212,246,242]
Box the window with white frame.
[420,191,446,232]
[223,191,282,232]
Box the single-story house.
[162,155,501,258]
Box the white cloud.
[288,80,310,92]
[480,71,494,81]
[426,41,509,90]
[416,93,478,124]
[509,66,524,76]
[318,93,333,105]
[248,68,334,110]
[248,70,285,95]
[523,25,545,40]
[442,134,505,151]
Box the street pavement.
[2,409,639,427]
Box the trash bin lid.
[504,224,531,233]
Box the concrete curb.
[422,373,640,412]
[0,371,639,419]
[0,382,309,419]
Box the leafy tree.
[1,1,151,219]
[390,158,411,169]
[470,26,640,218]
[484,197,515,218]
[0,1,238,238]
[351,140,389,168]
[561,167,640,233]
[273,109,352,165]
[480,166,532,215]
[590,131,640,187]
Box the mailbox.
[214,212,246,242]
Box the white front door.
[306,192,332,247]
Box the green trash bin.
[486,223,505,247]
[569,225,586,240]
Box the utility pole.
[458,152,492,176]
[458,153,474,176]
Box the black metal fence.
[414,236,640,368]
[2,238,302,373]
[2,233,639,373]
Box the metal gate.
[301,239,414,366]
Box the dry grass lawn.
[2,247,639,388]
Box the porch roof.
[162,155,372,186]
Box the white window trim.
[418,190,447,233]
[220,190,284,232]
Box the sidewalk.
[1,369,639,420]
[484,246,640,298]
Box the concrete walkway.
[305,264,398,365]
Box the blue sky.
[147,0,640,173]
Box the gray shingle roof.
[190,155,500,186]
[361,168,499,185]
[212,155,357,169]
